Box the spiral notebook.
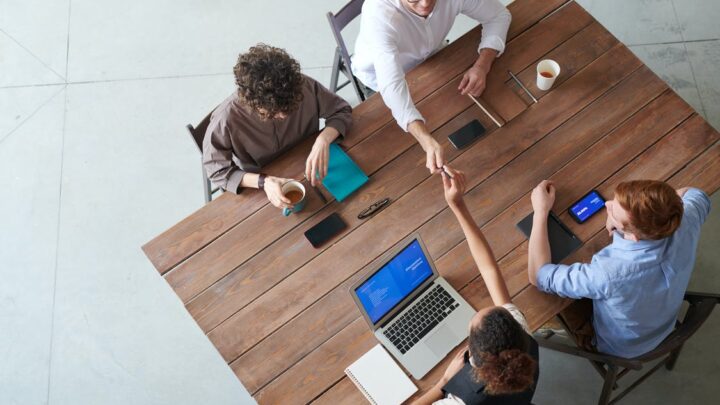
[345,345,417,405]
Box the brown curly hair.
[469,307,537,395]
[614,180,684,240]
[233,44,304,120]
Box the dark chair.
[327,0,370,102]
[187,112,221,203]
[537,291,720,405]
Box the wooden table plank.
[310,378,364,405]
[667,142,720,193]
[141,0,567,275]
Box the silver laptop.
[350,234,476,379]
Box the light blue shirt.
[537,188,711,358]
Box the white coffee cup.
[536,59,561,91]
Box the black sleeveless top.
[441,334,540,405]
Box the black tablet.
[516,212,581,263]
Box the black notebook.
[516,212,582,263]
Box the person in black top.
[411,166,539,405]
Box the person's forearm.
[450,201,511,305]
[409,382,446,405]
[407,120,433,147]
[528,214,552,285]
[473,48,498,74]
[318,126,340,144]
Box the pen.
[440,166,453,178]
[467,94,503,127]
[303,174,328,204]
[507,70,538,104]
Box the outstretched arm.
[443,166,511,306]
[528,181,554,286]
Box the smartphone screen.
[304,213,347,248]
[568,190,606,224]
[449,120,486,149]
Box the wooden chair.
[537,291,720,405]
[327,0,370,102]
[187,112,221,203]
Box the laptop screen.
[354,239,434,324]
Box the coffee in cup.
[536,59,561,91]
[281,180,306,216]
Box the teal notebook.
[322,143,369,202]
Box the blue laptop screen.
[355,239,434,324]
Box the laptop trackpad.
[426,326,459,357]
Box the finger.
[442,171,451,189]
[321,150,328,180]
[471,82,485,97]
[305,159,313,184]
[442,165,456,177]
[435,150,444,171]
[458,74,469,93]
[427,153,436,172]
[465,77,478,94]
[310,162,318,187]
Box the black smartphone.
[448,119,486,149]
[568,190,606,224]
[304,213,347,248]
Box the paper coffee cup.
[536,59,561,91]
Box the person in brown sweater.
[203,44,353,209]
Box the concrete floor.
[0,0,717,404]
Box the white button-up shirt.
[352,0,511,131]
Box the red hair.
[614,180,683,240]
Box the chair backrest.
[327,0,365,74]
[187,112,213,154]
[635,292,719,362]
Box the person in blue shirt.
[527,179,711,358]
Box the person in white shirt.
[410,166,538,405]
[352,0,511,174]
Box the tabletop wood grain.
[142,1,720,403]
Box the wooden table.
[142,0,720,403]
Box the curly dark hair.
[233,44,304,120]
[469,307,537,395]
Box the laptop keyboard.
[383,284,461,354]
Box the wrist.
[474,49,496,72]
[449,200,467,212]
[317,129,336,145]
[533,211,550,222]
[257,173,267,190]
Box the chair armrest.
[685,291,720,303]
[536,338,643,370]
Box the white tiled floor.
[1,1,718,404]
